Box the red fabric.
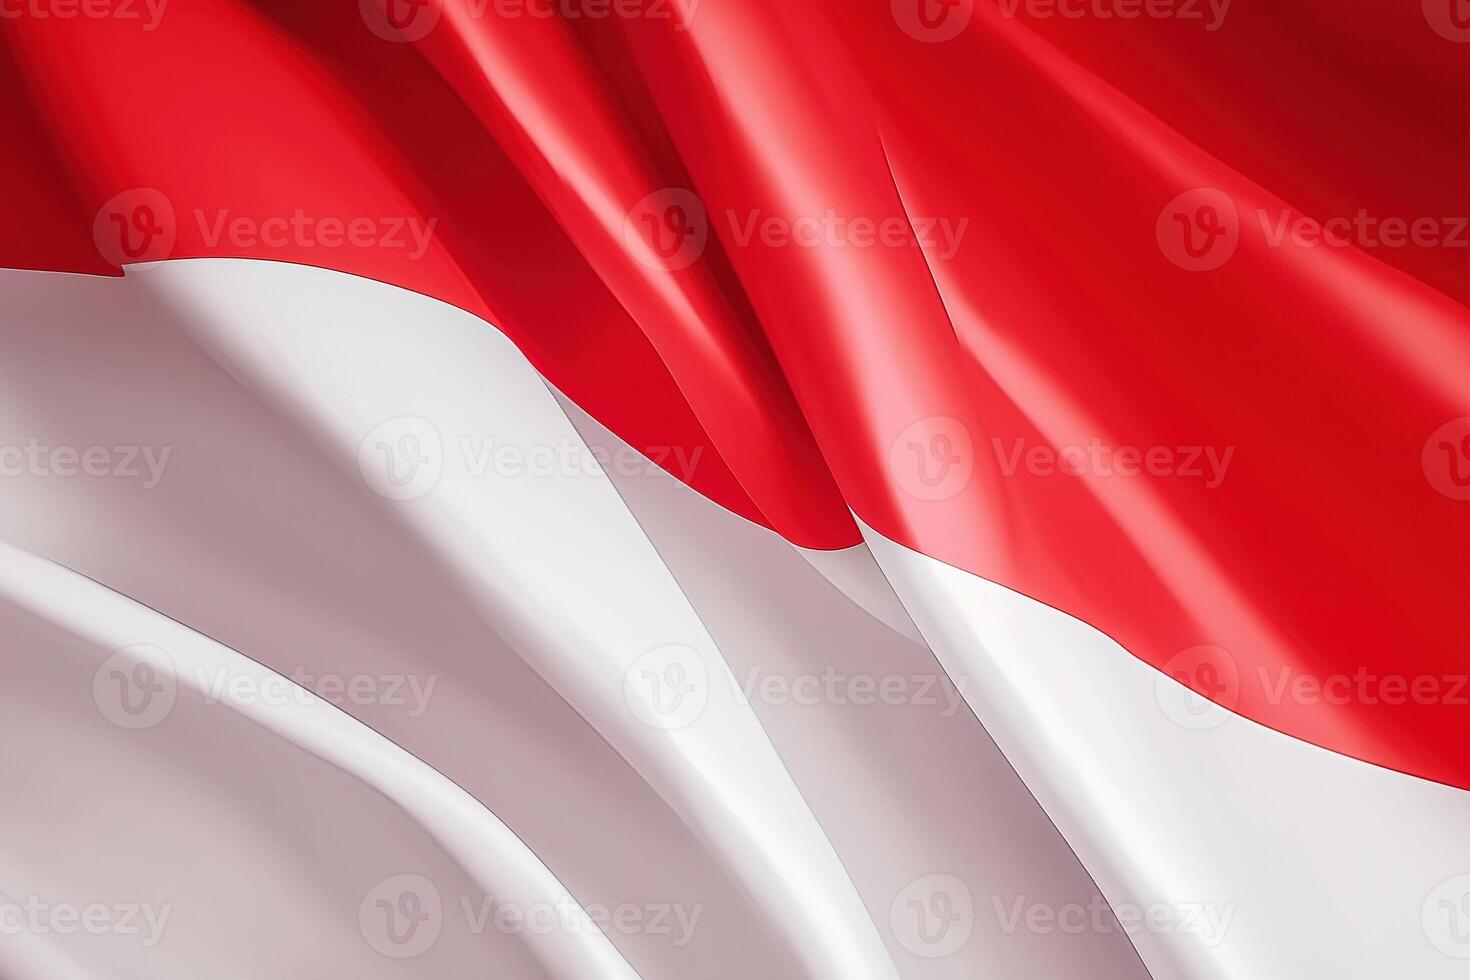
[1,0,1466,787]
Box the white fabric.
[864,524,1470,980]
[0,258,1463,979]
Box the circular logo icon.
[93,188,176,269]
[1156,645,1239,730]
[360,0,440,42]
[1423,0,1470,42]
[1423,417,1470,501]
[889,417,973,501]
[359,874,442,958]
[624,189,708,272]
[889,873,974,958]
[1157,188,1240,272]
[359,416,443,501]
[93,645,177,730]
[891,0,974,42]
[1423,874,1470,957]
[624,645,709,729]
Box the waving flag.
[0,2,1465,978]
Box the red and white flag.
[0,2,1465,977]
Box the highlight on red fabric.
[0,0,1465,787]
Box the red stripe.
[0,0,1466,786]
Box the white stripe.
[0,259,899,979]
[863,523,1470,980]
[560,392,1154,978]
[0,540,640,979]
[6,257,1462,980]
